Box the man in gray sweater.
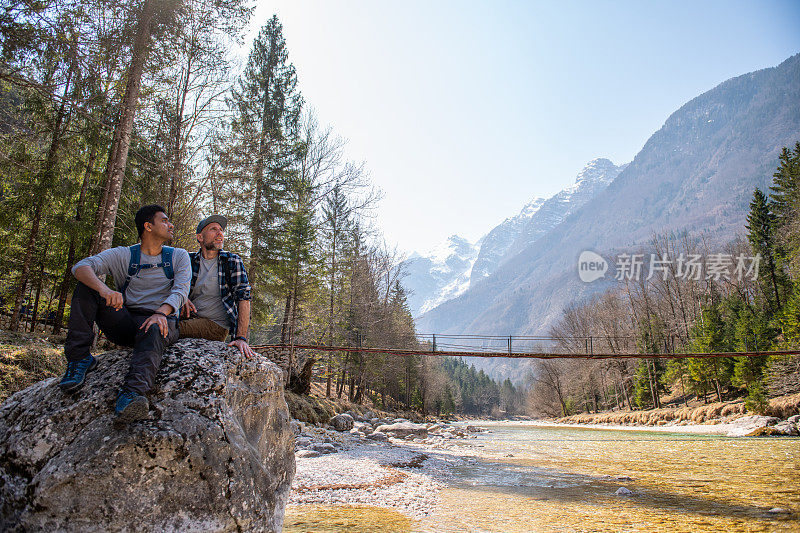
[58,204,191,423]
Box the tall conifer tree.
[224,14,303,304]
[746,187,789,313]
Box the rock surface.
[726,415,782,437]
[375,421,429,438]
[330,413,355,431]
[0,339,295,532]
[366,431,389,441]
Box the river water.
[284,422,800,532]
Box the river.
[284,422,800,532]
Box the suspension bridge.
[256,333,800,360]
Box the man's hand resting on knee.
[141,305,175,338]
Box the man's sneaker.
[114,391,149,423]
[58,355,97,393]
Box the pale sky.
[240,1,800,255]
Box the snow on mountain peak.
[404,234,480,317]
[520,196,547,218]
[424,234,475,264]
[574,158,618,185]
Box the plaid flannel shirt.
[189,250,251,335]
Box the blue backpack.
[118,244,175,295]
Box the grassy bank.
[286,380,424,425]
[0,331,65,404]
[555,393,800,426]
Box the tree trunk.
[623,378,632,410]
[28,260,45,332]
[168,52,193,219]
[326,228,336,397]
[54,141,97,333]
[44,274,58,326]
[336,352,348,398]
[93,0,157,252]
[354,375,364,404]
[10,202,44,331]
[645,360,656,408]
[280,293,291,344]
[9,68,72,330]
[288,273,300,373]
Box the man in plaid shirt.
[180,215,256,357]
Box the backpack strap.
[119,244,174,295]
[160,246,174,280]
[119,244,142,294]
[221,254,234,333]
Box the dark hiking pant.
[64,282,179,395]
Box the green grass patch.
[0,330,65,404]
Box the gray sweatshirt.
[72,246,191,314]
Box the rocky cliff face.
[0,339,295,532]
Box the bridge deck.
[254,344,800,360]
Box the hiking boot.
[114,390,149,423]
[58,355,97,393]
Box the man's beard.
[203,242,220,251]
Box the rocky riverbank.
[487,413,800,437]
[554,393,800,429]
[288,411,487,519]
[549,394,800,437]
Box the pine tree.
[321,183,351,396]
[745,188,789,313]
[769,143,800,280]
[687,298,732,403]
[731,302,771,412]
[223,14,303,302]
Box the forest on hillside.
[529,145,800,416]
[0,2,524,416]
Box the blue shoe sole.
[58,357,97,393]
[114,396,149,424]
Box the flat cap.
[196,214,227,234]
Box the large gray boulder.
[0,338,295,532]
[329,413,354,431]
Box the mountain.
[403,159,623,319]
[471,158,625,285]
[403,235,479,317]
[470,197,546,283]
[418,54,800,367]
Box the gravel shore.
[493,414,800,436]
[288,417,487,519]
